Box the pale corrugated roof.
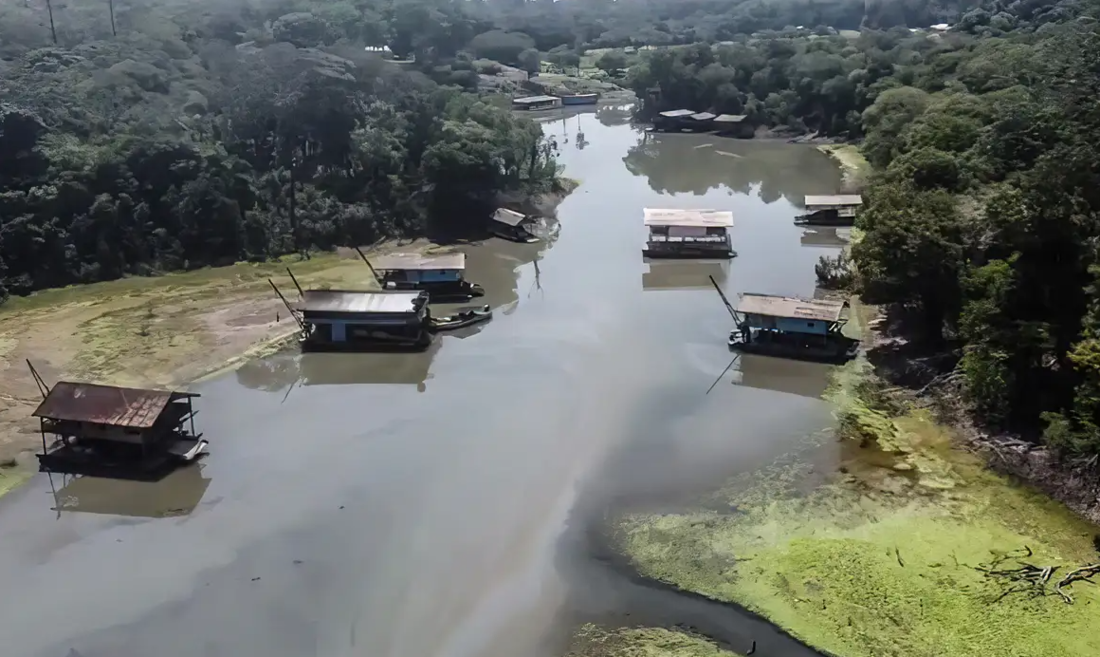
[714,114,747,122]
[297,290,424,314]
[805,195,863,208]
[513,95,559,104]
[491,208,530,227]
[691,112,717,121]
[659,109,696,118]
[644,208,734,228]
[371,253,465,270]
[736,293,847,322]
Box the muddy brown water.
[0,106,848,657]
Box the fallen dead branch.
[975,547,1100,604]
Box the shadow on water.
[641,259,730,292]
[800,227,850,248]
[47,465,212,519]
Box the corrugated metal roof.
[714,114,748,122]
[32,382,195,428]
[372,253,465,271]
[659,109,696,118]
[736,293,847,322]
[805,195,863,208]
[297,290,425,314]
[644,208,734,228]
[691,112,717,121]
[513,95,560,104]
[491,208,529,227]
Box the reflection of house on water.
[298,340,442,392]
[800,227,849,248]
[642,259,729,291]
[731,354,832,400]
[48,464,212,518]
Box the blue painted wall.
[743,314,830,336]
[417,270,462,283]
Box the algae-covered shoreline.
[608,356,1100,657]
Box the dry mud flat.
[0,241,442,466]
[609,358,1100,657]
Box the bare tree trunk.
[45,0,57,44]
[108,0,117,36]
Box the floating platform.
[32,381,206,482]
[728,331,859,364]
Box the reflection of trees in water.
[623,134,843,204]
[235,352,300,392]
[596,103,634,127]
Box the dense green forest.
[618,0,1100,456]
[0,0,566,300]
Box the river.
[0,104,848,657]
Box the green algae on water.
[565,625,744,657]
[616,360,1100,657]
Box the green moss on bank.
[616,360,1100,657]
[817,144,870,192]
[0,465,30,500]
[565,625,743,657]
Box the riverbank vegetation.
[565,625,743,657]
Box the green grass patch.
[817,144,871,192]
[566,625,743,657]
[616,360,1100,657]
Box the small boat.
[429,305,493,332]
[560,93,599,106]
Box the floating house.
[728,293,858,362]
[713,114,753,138]
[370,253,485,303]
[33,381,207,481]
[795,195,863,226]
[560,92,599,106]
[295,289,432,352]
[489,208,539,243]
[652,109,696,131]
[643,208,736,259]
[512,95,561,111]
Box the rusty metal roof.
[736,293,848,322]
[372,253,465,271]
[32,382,196,428]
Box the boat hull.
[728,331,858,364]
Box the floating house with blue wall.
[295,290,432,352]
[370,253,484,302]
[728,292,857,362]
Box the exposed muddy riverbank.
[0,105,856,657]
